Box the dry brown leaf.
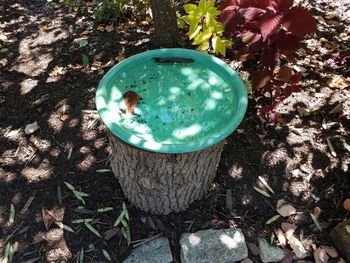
[314,247,329,263]
[329,103,343,114]
[105,25,114,32]
[104,228,120,240]
[277,199,296,217]
[277,66,293,82]
[313,207,322,219]
[274,228,287,247]
[328,76,349,89]
[60,114,69,122]
[20,196,35,215]
[320,246,338,258]
[325,12,337,20]
[42,207,59,230]
[343,198,350,211]
[97,25,106,32]
[281,222,297,240]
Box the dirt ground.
[0,0,349,262]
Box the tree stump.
[108,133,226,215]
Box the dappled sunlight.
[21,162,53,182]
[48,112,64,133]
[0,169,16,183]
[228,165,243,179]
[20,78,38,95]
[219,231,243,249]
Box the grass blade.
[253,186,271,198]
[326,138,337,157]
[96,169,111,173]
[9,204,15,224]
[258,176,275,195]
[97,207,113,213]
[79,248,84,263]
[113,210,125,227]
[102,249,112,261]
[84,222,101,237]
[55,222,74,233]
[266,214,281,225]
[72,218,93,224]
[64,182,75,191]
[73,190,89,197]
[122,226,131,245]
[310,212,322,232]
[123,202,129,221]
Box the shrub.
[178,0,231,56]
[219,0,317,120]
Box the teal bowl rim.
[96,48,248,153]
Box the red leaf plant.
[219,0,317,120]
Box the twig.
[1,221,24,247]
[132,233,163,248]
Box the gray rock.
[123,237,172,263]
[180,228,248,263]
[258,238,287,263]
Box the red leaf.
[269,111,280,121]
[274,0,293,12]
[248,33,263,52]
[240,0,270,9]
[42,207,59,230]
[283,85,300,97]
[275,31,299,50]
[277,65,293,82]
[220,0,239,11]
[251,69,273,90]
[239,7,266,21]
[261,46,279,69]
[283,7,317,36]
[220,10,241,32]
[289,72,302,84]
[244,21,260,32]
[237,47,254,61]
[260,13,283,39]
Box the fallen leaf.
[104,228,120,240]
[320,246,338,258]
[79,39,88,48]
[258,176,274,194]
[288,235,308,258]
[0,34,7,41]
[310,212,322,232]
[297,106,305,117]
[24,121,39,134]
[313,207,321,219]
[281,222,297,240]
[277,66,293,82]
[329,103,343,114]
[325,12,337,20]
[20,195,35,215]
[82,55,89,66]
[326,138,337,157]
[97,25,106,32]
[39,25,48,31]
[0,47,8,53]
[343,198,350,211]
[253,186,271,198]
[60,114,69,122]
[277,199,296,217]
[55,222,74,233]
[8,204,15,225]
[123,91,142,114]
[102,249,112,261]
[274,228,286,246]
[328,75,349,89]
[266,214,281,225]
[314,247,329,263]
[42,207,59,230]
[105,25,114,32]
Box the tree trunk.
[150,0,179,47]
[108,133,226,215]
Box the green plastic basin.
[96,48,247,153]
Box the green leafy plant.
[178,0,231,56]
[94,0,149,22]
[113,202,131,245]
[219,0,317,121]
[64,182,90,205]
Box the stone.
[247,242,259,256]
[180,228,248,263]
[258,238,287,263]
[25,121,39,134]
[123,237,172,263]
[288,235,308,259]
[330,220,350,262]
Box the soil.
[0,0,349,262]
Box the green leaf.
[192,30,212,45]
[9,204,15,224]
[197,0,206,15]
[82,54,89,66]
[212,35,227,56]
[120,218,128,228]
[253,186,271,198]
[178,17,186,28]
[189,19,201,40]
[73,190,90,197]
[79,248,84,263]
[266,214,281,225]
[72,218,93,224]
[184,3,197,13]
[4,243,10,263]
[121,226,131,245]
[97,207,113,213]
[258,176,275,195]
[102,249,112,261]
[0,47,9,53]
[64,181,75,191]
[310,212,322,232]
[113,210,125,227]
[84,222,101,237]
[55,222,75,233]
[123,202,129,221]
[96,169,111,173]
[79,39,88,48]
[74,194,86,205]
[196,41,210,51]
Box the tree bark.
[108,133,226,215]
[150,0,180,47]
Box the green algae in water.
[108,59,235,144]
